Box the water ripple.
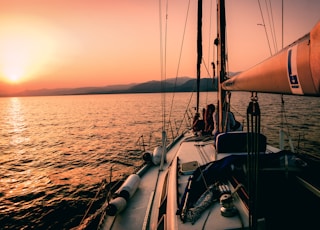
[0,93,319,229]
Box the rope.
[257,0,273,55]
[159,0,194,139]
[167,0,191,126]
[78,179,107,228]
[282,95,293,144]
[264,0,278,53]
[159,0,169,130]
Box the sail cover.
[223,21,320,96]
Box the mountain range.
[3,77,220,97]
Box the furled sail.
[222,21,320,96]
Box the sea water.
[0,92,319,229]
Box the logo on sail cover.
[287,46,303,95]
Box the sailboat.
[79,0,320,229]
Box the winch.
[218,184,238,217]
[220,193,237,217]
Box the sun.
[1,61,26,84]
[0,16,60,85]
[7,74,21,83]
[1,62,25,83]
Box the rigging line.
[282,0,283,49]
[164,0,169,130]
[159,0,164,128]
[230,104,246,120]
[201,58,213,80]
[281,95,294,149]
[265,0,278,53]
[207,0,213,78]
[257,0,272,56]
[159,0,169,130]
[201,57,214,104]
[176,74,199,135]
[268,0,278,52]
[211,1,216,82]
[205,0,214,104]
[176,92,196,134]
[223,0,230,80]
[170,82,197,137]
[224,1,231,91]
[167,0,192,125]
[79,179,107,227]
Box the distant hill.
[3,76,231,97]
[14,83,138,97]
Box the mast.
[196,0,203,114]
[216,0,227,132]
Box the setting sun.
[7,74,20,83]
[0,0,319,96]
[0,16,60,84]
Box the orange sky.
[0,0,319,95]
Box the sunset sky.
[0,0,319,94]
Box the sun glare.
[0,16,60,84]
[6,71,24,83]
[8,74,19,82]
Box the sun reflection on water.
[7,97,29,146]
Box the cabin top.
[216,131,267,154]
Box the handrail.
[296,176,320,198]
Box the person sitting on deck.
[192,108,205,133]
[203,104,215,135]
[225,102,243,132]
[213,104,242,138]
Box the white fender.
[142,146,164,165]
[151,146,163,165]
[115,174,140,200]
[105,197,127,216]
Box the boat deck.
[99,132,320,230]
[100,133,185,230]
[165,136,249,230]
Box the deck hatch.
[180,161,199,175]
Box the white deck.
[101,133,250,229]
[101,133,185,230]
[165,138,249,230]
